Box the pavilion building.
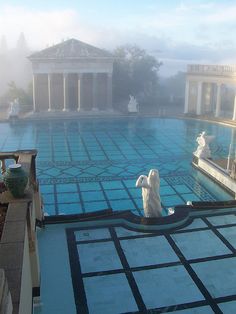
[184,64,236,119]
[28,39,114,112]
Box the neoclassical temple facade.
[29,39,113,112]
[184,64,236,119]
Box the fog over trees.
[0,33,32,100]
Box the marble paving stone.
[78,242,122,273]
[172,306,214,313]
[207,214,236,226]
[134,266,204,309]
[83,273,138,314]
[178,219,208,231]
[75,228,111,242]
[218,300,236,313]
[192,257,236,298]
[115,227,149,238]
[217,226,236,249]
[120,236,179,267]
[171,230,231,260]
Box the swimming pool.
[0,117,233,215]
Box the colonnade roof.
[28,38,113,61]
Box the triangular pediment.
[29,38,112,60]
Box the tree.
[112,45,162,108]
[0,81,32,111]
[16,32,29,54]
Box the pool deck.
[35,204,236,314]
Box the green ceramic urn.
[3,164,28,198]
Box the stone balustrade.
[187,64,236,77]
[0,150,44,314]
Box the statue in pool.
[136,169,162,218]
[194,131,214,159]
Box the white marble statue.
[8,98,20,119]
[194,131,214,159]
[136,169,162,218]
[128,95,138,113]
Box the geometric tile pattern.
[62,212,236,314]
[0,118,232,216]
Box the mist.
[0,33,32,98]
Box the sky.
[1,0,236,76]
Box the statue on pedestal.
[128,95,138,113]
[136,169,162,218]
[8,98,20,119]
[194,131,214,159]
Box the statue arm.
[136,175,150,188]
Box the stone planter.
[3,164,28,198]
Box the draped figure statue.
[136,169,162,218]
[194,131,214,159]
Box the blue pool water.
[0,117,234,215]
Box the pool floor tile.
[81,191,105,202]
[110,199,136,210]
[79,182,101,191]
[133,266,204,309]
[57,192,80,203]
[58,203,82,215]
[104,189,129,200]
[101,181,124,190]
[56,184,78,193]
[83,201,109,212]
[83,274,138,314]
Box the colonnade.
[32,72,112,112]
[184,81,222,118]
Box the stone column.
[184,80,190,114]
[63,73,68,111]
[196,81,202,115]
[215,83,221,118]
[107,72,113,111]
[48,73,52,112]
[77,73,83,111]
[32,74,37,112]
[92,73,98,111]
[233,95,236,121]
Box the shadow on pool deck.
[35,203,236,314]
